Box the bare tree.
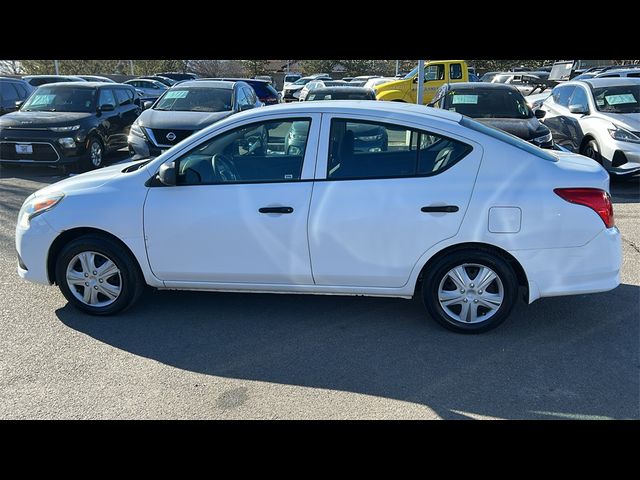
[0,60,23,74]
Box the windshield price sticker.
[164,90,189,99]
[452,94,479,105]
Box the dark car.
[0,82,141,170]
[77,75,116,83]
[127,80,260,158]
[0,77,34,116]
[138,75,177,87]
[123,79,168,101]
[304,86,376,101]
[431,82,553,148]
[155,72,198,82]
[202,78,280,105]
[22,75,87,87]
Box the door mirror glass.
[534,108,546,119]
[143,101,154,110]
[568,104,588,114]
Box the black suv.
[0,82,141,170]
[0,77,34,116]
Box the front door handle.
[421,205,459,213]
[259,206,294,214]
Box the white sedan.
[15,101,621,333]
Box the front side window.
[1,82,19,102]
[568,86,589,110]
[21,86,96,113]
[176,118,312,185]
[115,88,131,106]
[327,118,471,180]
[552,85,576,107]
[425,64,445,81]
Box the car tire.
[421,250,519,333]
[55,234,145,315]
[82,136,104,171]
[581,138,602,165]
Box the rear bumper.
[511,227,621,303]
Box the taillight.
[554,188,614,228]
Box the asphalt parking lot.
[0,160,638,419]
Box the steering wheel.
[245,127,269,155]
[212,153,240,182]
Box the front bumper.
[598,135,640,177]
[16,214,59,285]
[128,133,163,159]
[0,129,89,165]
[511,227,621,303]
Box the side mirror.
[98,104,115,112]
[568,104,588,115]
[158,161,177,186]
[534,109,546,119]
[143,101,154,110]
[412,76,418,83]
[15,100,24,109]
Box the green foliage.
[242,60,270,76]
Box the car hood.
[0,111,93,128]
[284,84,304,91]
[35,160,147,197]
[374,79,408,93]
[475,117,546,140]
[594,112,640,132]
[138,109,233,130]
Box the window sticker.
[452,94,478,105]
[29,94,55,105]
[605,94,636,105]
[164,90,189,99]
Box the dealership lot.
[0,164,638,419]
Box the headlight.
[58,137,76,148]
[608,125,640,144]
[531,132,552,145]
[130,123,146,138]
[49,125,80,132]
[18,193,64,230]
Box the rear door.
[113,87,140,146]
[308,114,482,288]
[97,88,120,149]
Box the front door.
[144,114,321,284]
[308,115,482,288]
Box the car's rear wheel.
[581,139,602,165]
[421,250,519,333]
[55,235,144,315]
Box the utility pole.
[286,60,290,74]
[416,59,424,105]
[129,60,134,76]
[54,60,59,75]
[395,60,399,76]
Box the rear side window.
[450,63,463,80]
[114,88,131,106]
[327,118,472,180]
[98,89,116,108]
[13,82,28,98]
[1,82,19,102]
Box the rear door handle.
[421,205,459,213]
[259,206,294,214]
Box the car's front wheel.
[55,235,144,315]
[82,136,104,171]
[581,138,602,165]
[421,250,519,333]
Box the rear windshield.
[460,116,557,162]
[444,88,533,119]
[251,83,277,97]
[307,90,376,101]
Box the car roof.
[310,87,373,92]
[595,69,640,77]
[36,81,131,88]
[446,82,520,91]
[176,80,238,89]
[581,77,640,88]
[200,77,269,85]
[230,100,463,123]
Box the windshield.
[292,77,312,85]
[592,85,640,113]
[154,88,233,112]
[403,65,419,79]
[444,88,533,119]
[285,75,300,82]
[307,91,375,101]
[21,86,96,112]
